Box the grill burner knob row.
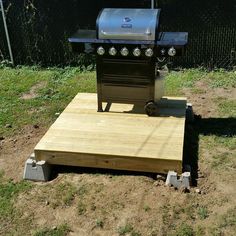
[109,47,117,56]
[97,47,175,58]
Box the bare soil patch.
[21,81,47,100]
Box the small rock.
[5,124,12,128]
[195,188,201,194]
[55,112,60,116]
[0,137,4,141]
[156,174,166,181]
[45,200,49,206]
[52,226,57,230]
[153,181,160,186]
[33,124,39,129]
[13,139,17,144]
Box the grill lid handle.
[101,30,152,37]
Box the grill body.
[69,8,188,114]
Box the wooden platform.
[34,93,187,174]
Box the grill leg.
[97,94,103,112]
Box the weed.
[77,201,86,215]
[195,226,205,236]
[131,231,142,236]
[173,223,194,236]
[90,202,96,211]
[0,170,4,179]
[118,224,133,235]
[96,219,104,228]
[34,224,70,236]
[52,182,77,207]
[144,204,151,212]
[78,184,88,197]
[197,206,209,220]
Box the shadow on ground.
[183,116,236,186]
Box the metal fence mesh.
[0,0,235,68]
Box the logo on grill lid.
[124,17,131,22]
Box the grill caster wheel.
[144,101,158,116]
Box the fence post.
[0,0,14,65]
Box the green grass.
[143,204,151,212]
[50,182,77,208]
[165,69,204,95]
[117,224,142,236]
[118,224,134,235]
[34,224,70,236]
[165,68,236,96]
[207,69,236,88]
[197,206,209,220]
[0,66,235,137]
[0,66,95,137]
[210,207,236,235]
[0,172,33,235]
[217,99,236,118]
[95,219,104,228]
[0,174,32,219]
[211,152,236,170]
[77,201,86,215]
[171,223,194,236]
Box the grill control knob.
[168,47,176,57]
[97,46,105,56]
[120,47,129,56]
[145,48,153,57]
[109,47,117,56]
[133,48,141,57]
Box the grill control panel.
[96,46,178,57]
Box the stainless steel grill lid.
[97,8,161,41]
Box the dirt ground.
[0,81,235,236]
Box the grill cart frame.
[69,8,188,115]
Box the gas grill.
[69,7,188,115]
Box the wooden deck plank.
[34,93,186,174]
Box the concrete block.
[165,171,191,189]
[186,103,194,123]
[23,154,51,181]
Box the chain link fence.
[0,0,236,68]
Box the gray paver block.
[23,153,51,181]
[165,170,191,189]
